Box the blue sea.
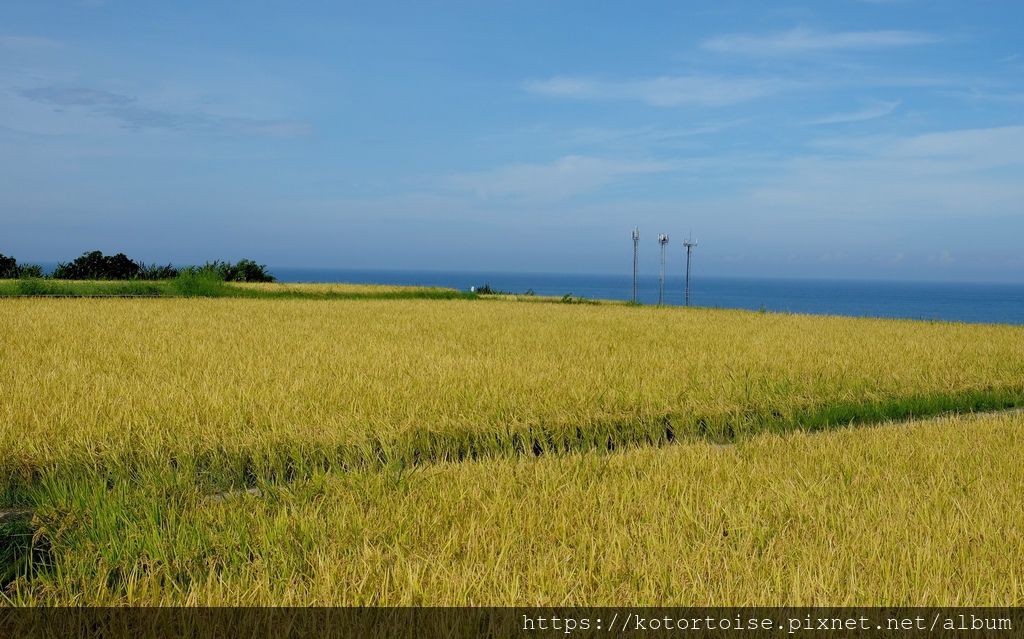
[272,268,1024,326]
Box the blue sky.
[2,1,1023,281]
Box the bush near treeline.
[52,251,155,280]
[1,250,275,282]
[188,259,276,283]
[0,253,44,279]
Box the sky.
[1,1,1023,282]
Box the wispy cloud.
[19,85,308,137]
[554,124,727,146]
[885,126,1024,166]
[524,75,786,107]
[446,155,673,200]
[744,125,1024,223]
[807,99,900,125]
[21,86,134,107]
[703,28,940,56]
[0,34,62,50]
[480,121,745,155]
[938,84,1024,104]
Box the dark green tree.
[0,254,42,278]
[53,251,143,280]
[229,259,275,282]
[0,253,17,278]
[188,259,275,282]
[18,264,43,278]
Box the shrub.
[17,263,44,278]
[474,283,511,295]
[228,259,275,282]
[0,253,16,278]
[53,251,142,280]
[560,293,596,305]
[138,263,179,280]
[0,253,44,278]
[171,270,228,297]
[23,251,273,283]
[189,259,275,283]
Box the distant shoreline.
[267,268,1024,325]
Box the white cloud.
[808,100,900,124]
[524,75,784,107]
[703,28,940,56]
[446,155,673,200]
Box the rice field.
[2,293,1024,605]
[2,297,1022,491]
[6,411,1023,605]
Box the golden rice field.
[2,291,1024,605]
[6,411,1023,605]
[2,297,1023,488]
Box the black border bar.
[0,607,1021,638]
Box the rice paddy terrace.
[2,287,1023,604]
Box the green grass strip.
[0,277,477,301]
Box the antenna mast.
[657,233,669,305]
[631,228,640,303]
[683,235,697,307]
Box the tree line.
[0,251,275,282]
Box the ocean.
[272,268,1024,326]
